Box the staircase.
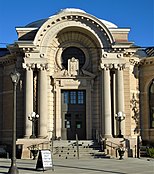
[39,140,110,159]
[17,139,110,159]
[17,137,137,159]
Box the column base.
[38,135,48,139]
[30,135,36,139]
[24,135,30,139]
[117,134,124,138]
[104,134,112,138]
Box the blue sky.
[0,0,153,48]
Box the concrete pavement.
[0,157,153,174]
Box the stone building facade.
[0,8,154,152]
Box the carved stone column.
[23,63,34,138]
[101,64,112,138]
[37,64,48,138]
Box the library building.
[0,8,154,159]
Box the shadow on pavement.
[0,165,36,173]
[55,164,127,174]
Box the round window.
[61,47,85,69]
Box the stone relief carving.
[68,57,79,76]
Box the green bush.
[147,148,154,158]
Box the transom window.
[61,47,85,69]
[63,90,85,105]
[70,91,76,104]
[149,80,154,128]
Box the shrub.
[147,148,154,158]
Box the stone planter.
[118,149,125,160]
[30,149,38,160]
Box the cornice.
[0,54,16,65]
[139,57,154,66]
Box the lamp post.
[28,112,39,138]
[115,111,125,138]
[8,70,20,174]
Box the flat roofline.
[109,28,130,33]
[16,27,38,31]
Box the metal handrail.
[106,141,120,149]
[76,134,79,159]
[27,140,50,151]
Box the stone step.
[16,139,108,159]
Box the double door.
[61,90,86,140]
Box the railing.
[105,140,120,157]
[76,134,79,159]
[99,133,126,157]
[27,141,50,151]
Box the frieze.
[25,52,46,59]
[101,52,124,59]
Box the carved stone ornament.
[22,63,35,70]
[68,57,79,76]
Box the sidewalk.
[0,157,153,174]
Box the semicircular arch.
[34,11,114,54]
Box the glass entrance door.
[61,90,86,140]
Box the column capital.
[37,63,49,71]
[22,63,35,70]
[100,63,113,70]
[114,63,125,70]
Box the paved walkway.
[0,157,153,174]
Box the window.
[63,90,85,105]
[70,91,76,104]
[76,121,82,129]
[61,47,85,69]
[149,80,154,128]
[78,91,84,104]
[64,91,69,104]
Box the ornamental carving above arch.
[34,11,114,53]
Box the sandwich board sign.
[36,150,53,171]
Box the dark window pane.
[78,91,84,104]
[76,121,82,129]
[70,91,76,104]
[64,91,69,104]
[65,120,71,128]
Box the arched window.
[149,80,154,128]
[61,47,85,69]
